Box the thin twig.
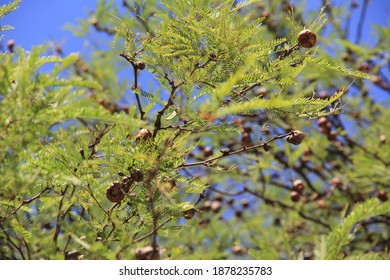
[245,187,331,230]
[132,218,172,243]
[152,80,182,138]
[53,185,70,245]
[122,0,155,36]
[355,0,369,44]
[119,52,145,120]
[176,131,294,169]
[0,223,26,259]
[131,67,145,120]
[0,187,50,223]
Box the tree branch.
[0,187,50,223]
[132,218,172,243]
[176,131,294,169]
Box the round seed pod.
[130,169,144,182]
[183,208,196,220]
[232,245,248,256]
[106,181,125,203]
[331,177,343,189]
[135,246,160,260]
[7,39,15,53]
[377,190,388,202]
[297,29,317,49]
[234,209,243,218]
[327,130,337,141]
[317,199,326,209]
[135,128,152,142]
[290,191,300,202]
[317,117,328,128]
[203,146,214,157]
[292,180,304,194]
[91,18,98,25]
[135,61,146,70]
[241,198,250,208]
[202,200,212,211]
[210,201,222,213]
[263,143,272,152]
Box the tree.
[0,0,389,260]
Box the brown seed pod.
[372,75,382,85]
[234,209,243,218]
[311,193,319,201]
[317,117,328,128]
[214,193,223,202]
[183,208,196,220]
[90,18,98,27]
[286,130,305,145]
[135,246,160,260]
[210,201,222,213]
[327,130,337,141]
[263,143,272,152]
[319,91,329,99]
[202,200,212,211]
[262,125,270,134]
[203,146,214,157]
[256,87,268,97]
[331,177,343,189]
[7,39,15,53]
[303,147,312,156]
[317,199,326,209]
[135,61,146,70]
[232,245,248,256]
[292,180,304,194]
[241,132,252,147]
[130,169,144,182]
[241,198,250,208]
[135,128,152,142]
[297,29,317,49]
[121,176,134,193]
[78,148,85,159]
[226,197,234,205]
[377,190,388,202]
[290,191,300,202]
[106,181,125,203]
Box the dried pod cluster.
[106,181,127,203]
[287,130,305,145]
[105,169,143,203]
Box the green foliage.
[1,0,389,260]
[325,199,390,259]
